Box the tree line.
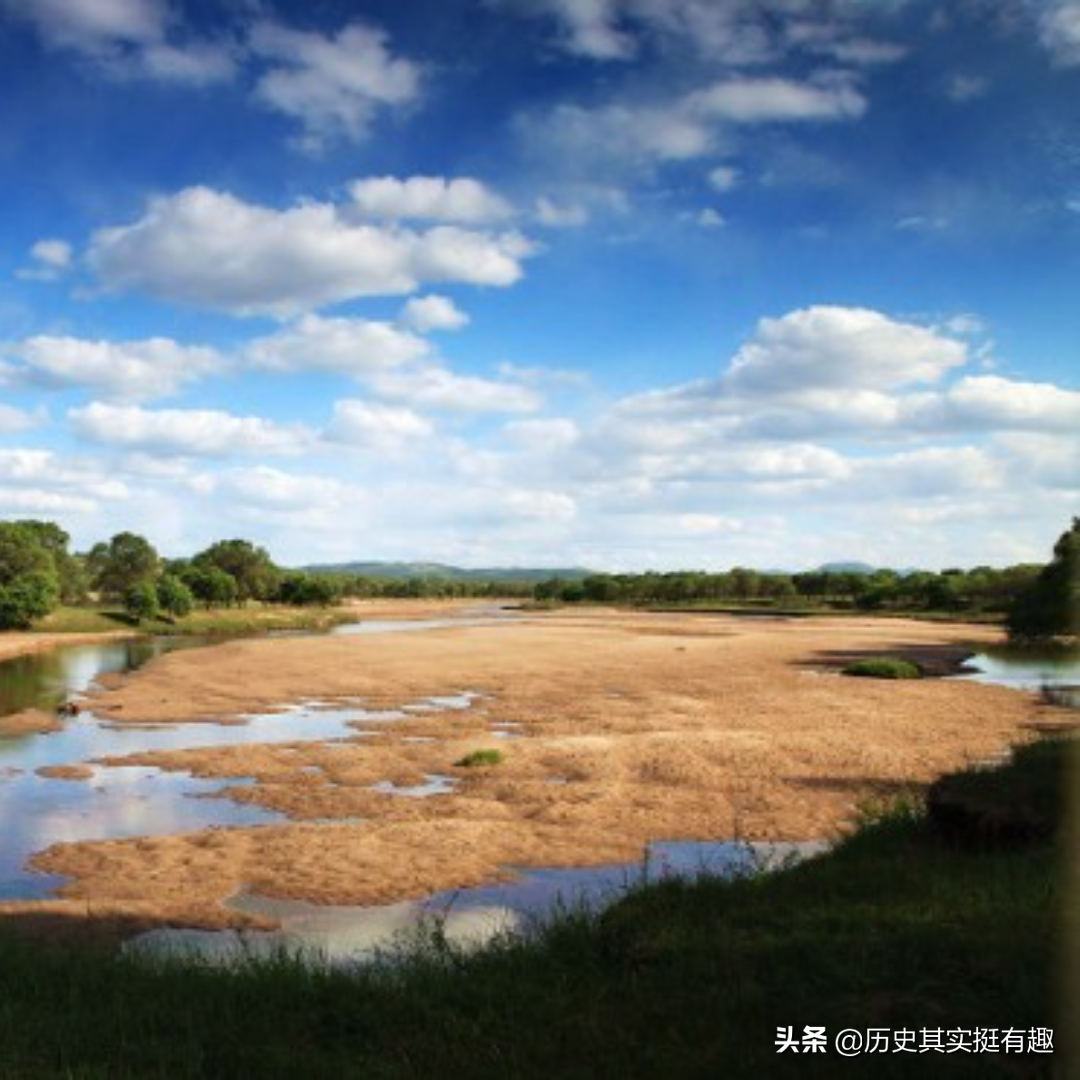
[0,517,1074,637]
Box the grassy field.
[0,738,1068,1078]
[33,604,357,637]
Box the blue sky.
[0,0,1077,570]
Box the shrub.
[156,574,194,619]
[124,580,160,623]
[843,657,922,680]
[455,749,504,767]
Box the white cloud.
[698,208,724,229]
[0,447,129,501]
[1036,1,1080,66]
[368,365,542,414]
[17,238,73,281]
[707,165,740,192]
[0,334,222,401]
[250,21,421,149]
[534,196,589,227]
[192,466,356,512]
[88,186,535,317]
[690,75,867,124]
[910,375,1080,434]
[351,177,512,224]
[245,315,431,376]
[0,403,43,434]
[399,295,470,333]
[69,402,310,457]
[503,417,581,451]
[722,306,967,396]
[325,400,434,451]
[6,0,236,85]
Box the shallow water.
[962,648,1080,708]
[128,840,828,965]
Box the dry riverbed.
[0,610,1061,937]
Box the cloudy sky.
[0,0,1077,570]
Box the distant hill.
[302,561,592,583]
[815,561,878,575]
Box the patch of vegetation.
[454,748,504,767]
[843,657,923,679]
[1008,517,1079,641]
[0,738,1064,1077]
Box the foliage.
[535,563,1043,617]
[156,575,194,620]
[0,522,63,628]
[455,748,504,767]
[0,571,60,629]
[1007,517,1079,640]
[276,572,343,607]
[89,532,160,599]
[179,564,239,608]
[193,540,279,603]
[842,657,923,679]
[124,580,160,623]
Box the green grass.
[454,748,504,767]
[843,657,923,679]
[32,604,356,637]
[0,740,1067,1078]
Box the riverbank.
[3,611,1066,933]
[0,737,1068,1077]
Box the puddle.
[370,774,457,798]
[0,691,485,899]
[128,839,827,965]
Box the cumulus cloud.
[325,400,434,450]
[0,447,129,502]
[245,315,431,376]
[250,21,421,149]
[69,402,310,457]
[907,375,1080,434]
[17,238,73,281]
[368,365,542,414]
[351,177,511,223]
[88,186,535,317]
[399,295,469,333]
[722,306,967,396]
[0,334,222,401]
[6,0,236,84]
[191,466,356,512]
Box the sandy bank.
[0,631,135,665]
[4,612,1065,935]
[0,709,62,737]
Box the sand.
[0,630,133,664]
[0,709,62,736]
[0,611,1062,936]
[36,764,95,781]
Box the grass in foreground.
[0,741,1068,1078]
[454,748,504,767]
[33,604,356,637]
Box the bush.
[0,571,60,629]
[842,657,922,680]
[455,749,504,767]
[156,574,194,620]
[124,580,160,623]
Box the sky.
[0,0,1077,571]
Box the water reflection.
[962,648,1080,709]
[129,840,828,965]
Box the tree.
[124,580,160,623]
[156,574,194,620]
[91,532,160,599]
[194,540,278,603]
[1008,518,1080,639]
[14,520,87,603]
[180,564,239,608]
[277,573,342,607]
[0,522,62,628]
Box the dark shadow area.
[795,643,976,678]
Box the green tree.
[0,522,62,628]
[1008,518,1080,639]
[156,574,194,619]
[91,532,160,599]
[194,540,279,603]
[124,580,160,623]
[180,564,239,608]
